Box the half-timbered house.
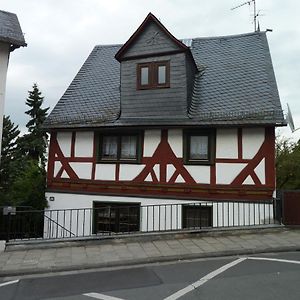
[44,13,285,236]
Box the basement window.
[182,205,213,228]
[137,61,170,89]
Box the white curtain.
[190,135,208,159]
[102,136,118,158]
[121,136,137,159]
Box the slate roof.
[44,31,285,129]
[0,10,26,48]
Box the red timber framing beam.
[47,179,274,201]
[47,127,276,201]
[231,127,275,187]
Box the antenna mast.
[231,0,258,32]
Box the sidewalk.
[0,227,300,277]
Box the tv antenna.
[286,103,299,133]
[231,0,259,32]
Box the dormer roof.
[115,13,189,62]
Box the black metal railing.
[2,199,279,242]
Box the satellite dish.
[286,103,299,132]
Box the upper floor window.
[137,61,170,90]
[183,129,215,165]
[98,132,142,163]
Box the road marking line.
[0,279,19,288]
[164,257,247,300]
[248,257,300,265]
[84,292,125,300]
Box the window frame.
[93,202,141,234]
[137,61,170,90]
[183,129,216,165]
[97,131,142,164]
[182,205,213,229]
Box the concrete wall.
[45,192,274,238]
[0,42,10,154]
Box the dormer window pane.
[158,65,166,84]
[137,61,170,89]
[141,67,149,85]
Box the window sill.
[184,160,215,166]
[137,84,170,90]
[96,159,141,164]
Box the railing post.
[6,212,11,243]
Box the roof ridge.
[94,43,122,47]
[190,31,266,41]
[0,9,18,16]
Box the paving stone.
[1,229,300,276]
[2,264,22,271]
[5,258,24,265]
[201,237,220,244]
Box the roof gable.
[115,13,188,61]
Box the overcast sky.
[1,0,299,140]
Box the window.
[137,61,170,89]
[182,205,212,229]
[183,129,215,165]
[94,202,140,233]
[98,132,141,163]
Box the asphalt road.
[1,252,300,300]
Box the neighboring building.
[44,13,285,235]
[0,10,26,155]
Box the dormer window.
[137,61,170,90]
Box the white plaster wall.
[242,128,265,159]
[45,192,274,238]
[243,176,255,185]
[212,202,274,227]
[254,158,265,184]
[167,164,176,181]
[168,129,183,157]
[0,42,10,155]
[216,128,238,159]
[75,132,94,157]
[45,192,194,237]
[185,165,210,184]
[45,193,94,238]
[57,132,72,157]
[69,162,93,180]
[216,163,247,184]
[95,164,115,180]
[144,130,161,156]
[119,164,145,181]
[54,161,62,177]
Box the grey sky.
[1,0,299,139]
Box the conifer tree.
[18,83,49,168]
[0,115,20,204]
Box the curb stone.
[5,225,285,252]
[0,245,299,278]
[0,241,5,253]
